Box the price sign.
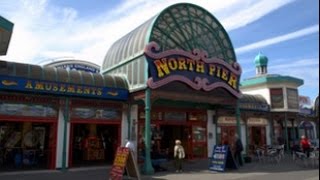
[109,147,130,180]
[209,145,228,172]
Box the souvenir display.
[34,127,46,150]
[23,130,39,148]
[0,126,8,143]
[5,132,21,148]
[83,136,105,161]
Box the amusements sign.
[144,42,242,98]
[209,145,228,172]
[0,75,128,100]
[109,147,141,180]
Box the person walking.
[174,139,185,172]
[300,135,311,158]
[234,134,243,167]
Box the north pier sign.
[144,42,242,97]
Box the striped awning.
[0,60,129,100]
[239,94,269,111]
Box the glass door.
[220,126,236,151]
[191,125,207,158]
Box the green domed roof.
[254,52,268,66]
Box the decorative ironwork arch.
[102,3,236,72]
[149,3,236,63]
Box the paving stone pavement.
[0,154,319,180]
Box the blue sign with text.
[209,145,228,172]
[0,75,128,100]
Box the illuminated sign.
[0,76,128,100]
[144,42,242,98]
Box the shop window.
[0,122,53,170]
[192,126,206,142]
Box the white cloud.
[269,58,319,70]
[221,0,294,30]
[0,0,295,66]
[236,25,319,54]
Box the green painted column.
[62,98,69,171]
[143,88,154,174]
[284,112,289,152]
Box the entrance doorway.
[157,125,188,159]
[148,124,207,160]
[220,126,237,150]
[70,124,119,167]
[249,126,266,147]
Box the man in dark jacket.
[234,134,243,166]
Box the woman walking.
[174,139,185,172]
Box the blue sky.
[0,0,318,102]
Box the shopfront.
[272,114,300,148]
[0,93,58,171]
[0,59,129,171]
[69,99,123,167]
[137,107,207,160]
[102,3,242,173]
[216,116,244,149]
[247,118,268,148]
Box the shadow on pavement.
[0,155,318,180]
[144,155,319,179]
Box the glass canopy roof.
[102,3,236,72]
